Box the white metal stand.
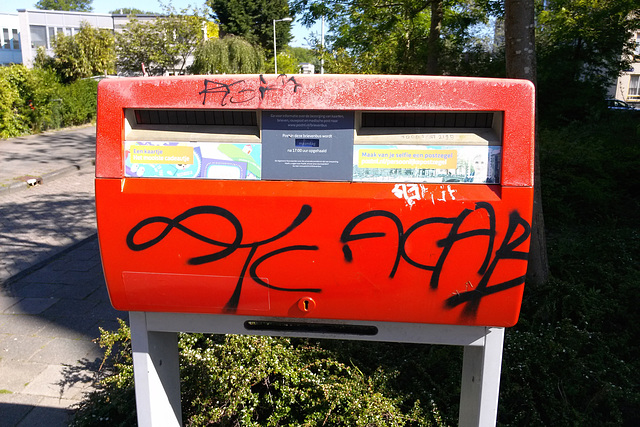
[129,311,505,427]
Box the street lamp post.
[320,15,325,74]
[273,17,293,74]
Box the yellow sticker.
[358,149,457,169]
[130,145,194,164]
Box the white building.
[609,29,640,106]
[17,9,114,67]
[3,9,203,75]
[0,13,22,65]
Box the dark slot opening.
[244,320,379,336]
[134,109,258,127]
[361,112,495,128]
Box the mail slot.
[96,74,534,327]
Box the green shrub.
[496,115,640,425]
[0,64,67,135]
[57,78,98,127]
[0,64,97,138]
[0,65,32,137]
[0,70,29,138]
[72,321,444,426]
[29,67,64,131]
[540,116,640,229]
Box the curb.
[2,233,99,288]
[0,159,95,196]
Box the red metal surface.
[95,74,535,327]
[96,180,532,326]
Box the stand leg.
[130,311,183,426]
[458,327,505,427]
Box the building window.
[2,28,9,49]
[12,29,19,49]
[30,25,47,48]
[629,75,640,100]
[48,27,56,46]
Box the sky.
[2,0,322,48]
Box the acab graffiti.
[126,202,531,318]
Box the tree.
[505,0,548,285]
[191,36,265,74]
[116,6,205,75]
[425,0,444,74]
[155,10,206,75]
[49,23,115,82]
[208,0,292,54]
[35,0,92,12]
[288,46,321,72]
[115,19,158,75]
[109,8,156,15]
[292,0,491,75]
[535,0,639,122]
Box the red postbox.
[96,74,534,327]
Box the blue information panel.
[261,111,354,181]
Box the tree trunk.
[505,0,549,285]
[425,0,443,75]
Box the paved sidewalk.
[0,125,96,195]
[0,236,123,426]
[0,165,97,283]
[0,127,126,426]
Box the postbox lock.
[298,297,316,312]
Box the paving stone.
[39,298,100,319]
[8,283,95,301]
[0,169,96,285]
[0,359,48,393]
[84,283,111,305]
[15,399,75,427]
[58,268,104,287]
[89,300,125,321]
[22,363,96,400]
[28,337,98,366]
[1,335,54,362]
[34,319,96,342]
[0,332,9,348]
[0,296,21,312]
[13,268,68,285]
[2,298,59,315]
[0,314,48,336]
[0,393,45,427]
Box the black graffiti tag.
[258,74,302,99]
[444,210,531,317]
[341,202,495,286]
[199,79,257,106]
[200,75,302,106]
[126,205,319,312]
[126,203,530,318]
[341,203,529,317]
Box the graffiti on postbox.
[124,198,531,320]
